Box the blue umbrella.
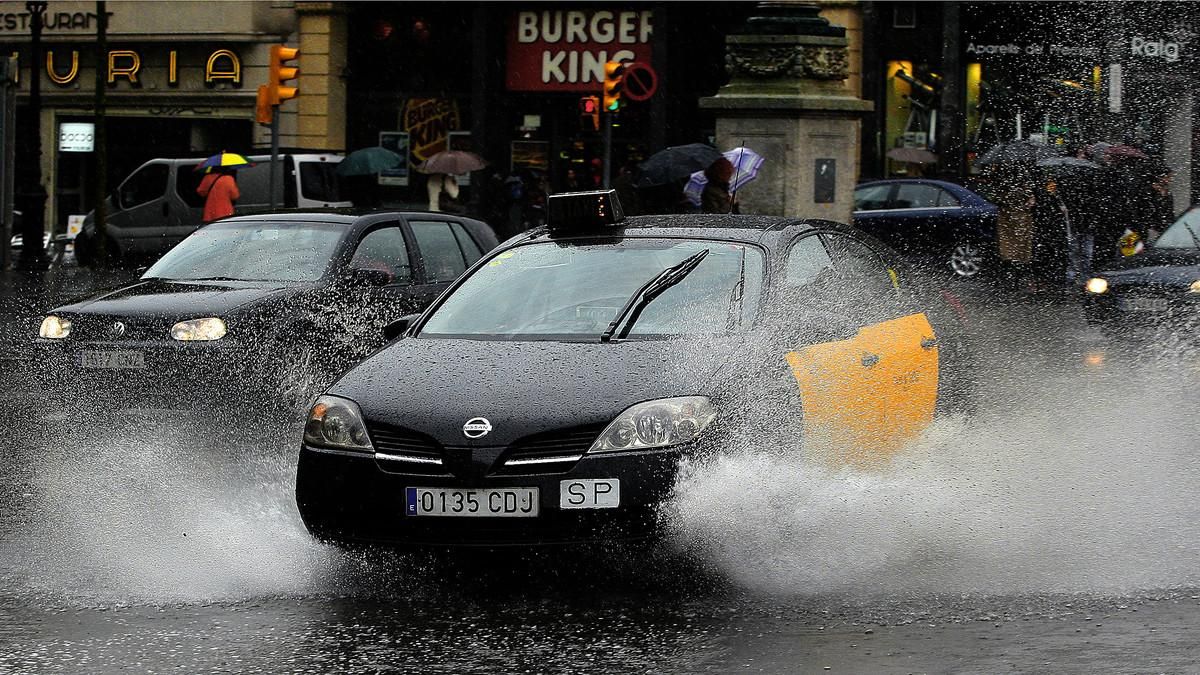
[336,147,405,176]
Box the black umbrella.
[636,143,723,187]
[975,140,1061,167]
[1036,156,1103,172]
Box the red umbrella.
[416,151,488,175]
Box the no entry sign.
[621,61,658,102]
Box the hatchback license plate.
[1120,297,1170,312]
[79,350,146,369]
[406,487,539,517]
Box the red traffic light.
[579,96,598,114]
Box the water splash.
[667,346,1200,596]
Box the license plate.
[79,350,146,369]
[406,487,539,517]
[560,479,620,509]
[1120,297,1170,312]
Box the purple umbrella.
[684,147,765,206]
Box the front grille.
[504,423,607,462]
[368,421,442,458]
[67,315,167,341]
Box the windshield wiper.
[186,276,248,282]
[726,248,746,331]
[600,249,710,342]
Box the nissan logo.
[109,321,126,338]
[462,417,492,439]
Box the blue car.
[853,179,998,278]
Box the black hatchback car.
[35,211,497,407]
[1083,207,1200,333]
[296,191,972,548]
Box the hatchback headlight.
[1085,277,1109,294]
[38,315,72,339]
[304,395,373,452]
[170,317,227,341]
[1189,280,1200,294]
[589,396,717,453]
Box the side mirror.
[384,314,420,341]
[346,267,392,287]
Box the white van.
[75,153,352,265]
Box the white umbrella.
[684,147,765,206]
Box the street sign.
[621,62,658,102]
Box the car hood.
[52,279,299,319]
[1098,248,1200,287]
[331,336,745,446]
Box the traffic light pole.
[269,105,280,210]
[602,112,613,189]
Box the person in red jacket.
[197,167,240,222]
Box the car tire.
[948,239,985,279]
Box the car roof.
[518,214,820,247]
[214,209,490,226]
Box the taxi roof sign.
[547,190,625,234]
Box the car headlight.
[170,317,227,341]
[1189,280,1200,294]
[38,315,72,339]
[1085,277,1109,294]
[589,396,717,453]
[304,395,374,452]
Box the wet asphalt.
[2,265,1200,673]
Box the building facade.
[6,1,1197,241]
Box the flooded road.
[3,275,1200,672]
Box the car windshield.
[142,221,345,282]
[1155,209,1200,249]
[418,239,765,340]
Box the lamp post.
[17,0,48,271]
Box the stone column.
[700,2,872,223]
[295,1,347,151]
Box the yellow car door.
[855,311,939,450]
[778,232,939,465]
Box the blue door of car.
[851,183,899,242]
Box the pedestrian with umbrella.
[416,150,488,214]
[194,151,250,222]
[637,143,722,214]
[336,147,407,208]
[684,146,765,210]
[1035,150,1104,283]
[976,140,1062,287]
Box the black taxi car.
[35,211,497,408]
[1083,207,1200,333]
[295,191,971,547]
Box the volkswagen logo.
[462,417,492,439]
[109,321,126,339]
